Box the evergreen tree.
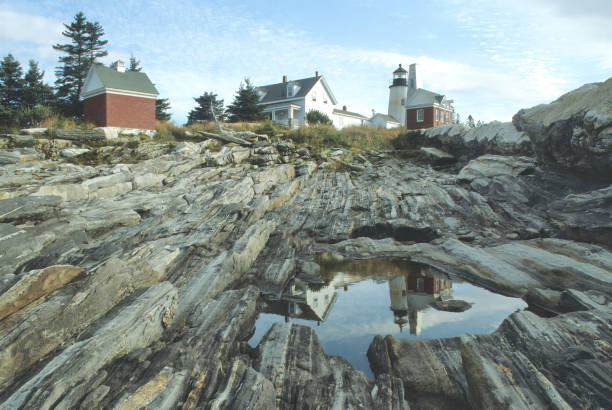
[128,54,142,72]
[53,12,108,117]
[156,98,172,121]
[187,92,224,124]
[225,78,264,122]
[0,54,24,129]
[23,60,53,108]
[0,54,24,108]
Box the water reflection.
[252,257,526,378]
[261,258,459,334]
[389,267,453,335]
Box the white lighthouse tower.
[388,64,408,126]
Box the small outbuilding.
[80,61,159,132]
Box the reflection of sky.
[250,279,526,379]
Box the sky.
[1,0,611,125]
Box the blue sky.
[1,0,611,125]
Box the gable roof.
[333,108,368,120]
[257,75,338,105]
[404,88,445,108]
[81,63,158,99]
[371,113,400,123]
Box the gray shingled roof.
[91,63,158,95]
[372,113,400,123]
[333,108,368,119]
[257,76,337,105]
[404,88,445,108]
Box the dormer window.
[286,82,293,97]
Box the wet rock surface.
[1,82,611,409]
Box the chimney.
[343,105,347,111]
[112,60,126,73]
[315,71,319,77]
[282,75,287,83]
[408,63,421,91]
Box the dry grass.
[286,124,406,152]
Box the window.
[416,109,424,122]
[436,109,439,122]
[311,90,317,101]
[401,98,406,105]
[286,82,293,97]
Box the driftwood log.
[194,131,254,147]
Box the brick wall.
[406,106,453,130]
[83,94,106,127]
[83,93,156,130]
[106,93,156,130]
[406,107,433,129]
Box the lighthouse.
[388,64,408,126]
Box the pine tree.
[225,78,264,122]
[128,54,142,72]
[0,54,24,108]
[0,54,24,129]
[187,92,224,124]
[23,60,53,108]
[53,12,108,117]
[156,98,172,121]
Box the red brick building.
[80,61,159,130]
[404,90,454,130]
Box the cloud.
[0,7,63,46]
[2,0,607,124]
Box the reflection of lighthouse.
[389,276,409,332]
[389,267,453,335]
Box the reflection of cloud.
[285,279,526,342]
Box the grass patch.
[286,124,406,152]
[155,120,185,142]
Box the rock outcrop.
[423,121,533,163]
[513,77,612,180]
[0,79,611,409]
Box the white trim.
[262,103,302,112]
[82,87,157,100]
[333,111,368,120]
[259,97,303,105]
[416,109,424,122]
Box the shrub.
[125,139,139,149]
[254,120,284,137]
[306,109,333,125]
[391,130,428,150]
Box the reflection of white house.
[257,73,369,129]
[263,278,337,322]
